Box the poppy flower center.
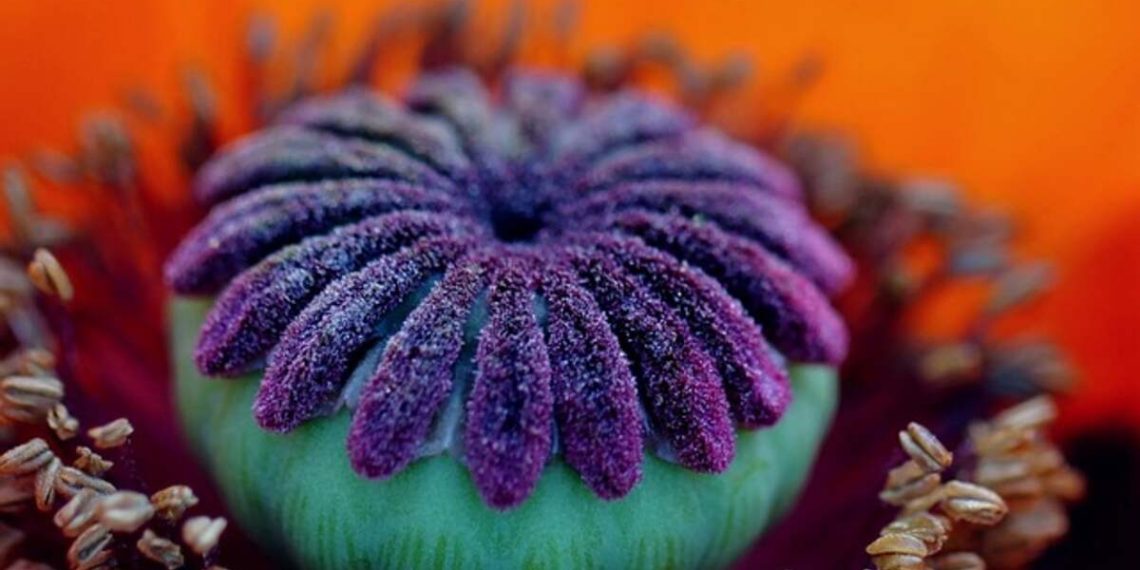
[484,177,546,244]
[165,67,854,509]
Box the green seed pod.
[171,297,838,569]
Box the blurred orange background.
[0,0,1137,435]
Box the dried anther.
[0,375,64,423]
[881,460,941,506]
[980,498,1068,567]
[866,532,928,570]
[137,529,185,569]
[97,490,154,533]
[182,516,227,555]
[0,349,55,378]
[26,248,73,302]
[67,523,112,570]
[0,438,54,476]
[33,456,61,511]
[86,418,133,449]
[984,263,1052,317]
[1042,465,1085,501]
[928,551,985,570]
[900,422,953,473]
[987,341,1076,394]
[961,395,1083,566]
[973,456,1032,488]
[73,447,113,476]
[939,480,1008,525]
[991,396,1056,432]
[918,343,983,386]
[968,424,1033,457]
[151,485,198,522]
[21,349,56,372]
[54,489,101,538]
[56,466,115,497]
[883,512,951,554]
[869,421,1011,570]
[48,403,79,440]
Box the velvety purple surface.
[165,67,852,508]
[348,255,492,481]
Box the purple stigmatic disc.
[166,67,853,509]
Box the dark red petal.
[464,256,554,509]
[541,263,643,498]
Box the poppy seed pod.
[168,67,850,568]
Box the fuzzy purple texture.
[195,212,484,376]
[348,256,491,480]
[555,180,851,294]
[602,210,849,364]
[463,257,554,508]
[575,131,803,200]
[277,89,473,179]
[194,127,457,204]
[582,234,792,428]
[501,70,585,148]
[252,236,473,432]
[542,264,643,499]
[166,179,470,293]
[166,67,853,508]
[566,245,736,472]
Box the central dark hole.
[483,171,548,243]
[490,207,544,243]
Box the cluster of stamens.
[868,397,1084,569]
[0,249,227,569]
[869,423,1007,570]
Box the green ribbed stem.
[171,297,838,570]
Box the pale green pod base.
[171,297,838,570]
